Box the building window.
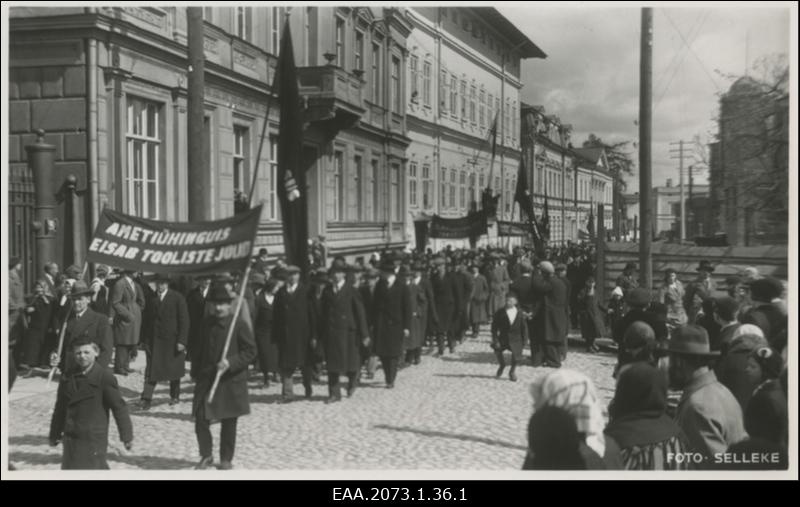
[391,55,401,113]
[233,126,249,194]
[271,7,282,51]
[126,97,162,219]
[469,85,476,123]
[304,7,312,65]
[439,69,448,114]
[449,75,458,116]
[469,173,476,209]
[371,42,381,104]
[505,178,511,214]
[409,55,419,102]
[422,61,432,107]
[268,135,279,220]
[236,7,252,42]
[391,164,401,221]
[409,163,418,207]
[333,150,344,221]
[335,16,345,67]
[355,30,364,71]
[371,159,380,221]
[479,89,486,127]
[511,103,517,142]
[504,101,510,140]
[354,155,363,220]
[422,164,431,209]
[450,169,457,208]
[441,168,447,210]
[487,93,494,127]
[460,80,467,118]
[459,171,467,210]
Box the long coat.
[487,264,512,314]
[320,283,368,373]
[90,278,110,316]
[430,270,462,335]
[144,290,189,382]
[374,279,412,358]
[49,364,133,469]
[531,274,569,344]
[359,283,379,357]
[253,291,279,373]
[457,271,473,332]
[491,307,527,357]
[191,315,256,421]
[185,286,208,363]
[109,278,144,347]
[272,283,317,371]
[23,294,55,366]
[469,274,490,325]
[64,309,114,371]
[406,281,430,350]
[577,289,606,340]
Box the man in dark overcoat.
[374,262,412,388]
[429,256,462,355]
[109,269,145,375]
[490,290,527,381]
[186,275,212,364]
[140,274,189,409]
[320,264,369,401]
[358,267,381,378]
[272,265,317,402]
[404,263,436,366]
[191,282,256,470]
[49,337,133,469]
[56,281,114,372]
[530,261,569,368]
[254,277,281,387]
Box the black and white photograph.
[1,1,795,482]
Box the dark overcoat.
[458,271,474,332]
[185,286,208,363]
[406,281,429,350]
[531,274,569,344]
[144,290,189,382]
[491,307,527,357]
[320,283,368,372]
[430,270,462,334]
[374,279,412,358]
[64,309,114,371]
[49,364,133,469]
[359,283,379,356]
[577,289,606,340]
[109,278,144,346]
[191,315,256,421]
[253,290,279,373]
[469,274,490,325]
[272,283,317,370]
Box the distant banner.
[497,221,529,237]
[429,211,488,239]
[87,206,263,275]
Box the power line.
[663,9,721,93]
[654,10,705,100]
[654,10,709,111]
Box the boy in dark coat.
[49,337,133,469]
[191,282,256,470]
[491,291,527,381]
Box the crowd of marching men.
[6,242,789,471]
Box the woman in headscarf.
[528,369,623,469]
[522,406,585,470]
[605,362,692,470]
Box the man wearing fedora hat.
[374,260,412,388]
[684,260,717,324]
[139,274,189,410]
[530,261,569,368]
[429,256,462,356]
[667,325,747,464]
[51,281,114,373]
[110,269,145,375]
[191,281,256,470]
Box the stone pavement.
[6,328,617,471]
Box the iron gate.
[8,165,36,293]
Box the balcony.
[297,65,365,133]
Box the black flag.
[514,158,545,256]
[274,18,308,272]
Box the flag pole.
[47,262,88,386]
[208,262,252,403]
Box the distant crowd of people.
[6,239,788,471]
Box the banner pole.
[208,262,252,403]
[47,261,88,386]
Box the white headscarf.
[529,370,606,457]
[732,323,765,340]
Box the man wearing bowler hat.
[191,281,256,470]
[140,273,190,410]
[666,325,746,465]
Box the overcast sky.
[497,3,791,190]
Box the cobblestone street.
[7,329,617,471]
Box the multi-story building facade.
[708,76,788,246]
[403,7,545,250]
[9,6,413,287]
[520,104,614,246]
[651,181,710,239]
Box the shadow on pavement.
[438,351,502,365]
[8,451,62,466]
[130,410,194,422]
[372,424,527,451]
[248,393,330,404]
[434,373,498,380]
[8,435,50,446]
[108,453,198,470]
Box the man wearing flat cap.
[319,264,369,401]
[191,282,256,470]
[139,274,189,410]
[667,325,746,465]
[52,281,114,373]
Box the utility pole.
[639,7,653,290]
[669,140,687,242]
[187,7,210,221]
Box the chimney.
[666,178,673,187]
